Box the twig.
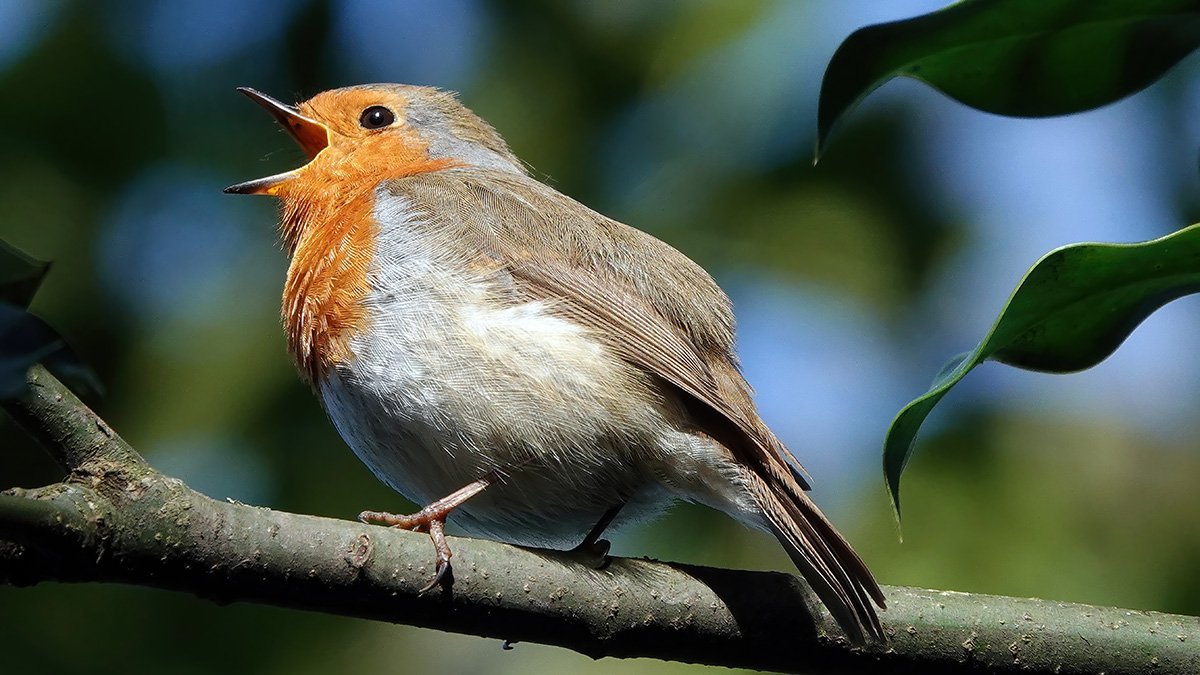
[2,365,1197,674]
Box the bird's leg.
[359,472,497,593]
[569,503,624,569]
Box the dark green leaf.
[817,0,1200,157]
[0,239,50,308]
[884,224,1200,516]
[0,303,102,400]
[0,303,63,399]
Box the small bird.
[226,84,886,642]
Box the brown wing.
[510,259,807,486]
[390,171,807,489]
[516,255,887,640]
[389,170,885,641]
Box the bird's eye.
[359,105,395,130]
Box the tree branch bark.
[2,365,1197,674]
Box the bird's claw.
[419,557,452,594]
[568,537,612,570]
[422,517,453,592]
[358,508,454,593]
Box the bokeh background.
[2,1,1199,673]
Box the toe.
[419,560,452,594]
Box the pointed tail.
[751,473,886,643]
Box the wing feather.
[385,171,885,639]
[391,172,807,486]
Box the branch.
[2,365,1197,674]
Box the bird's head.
[225,84,525,198]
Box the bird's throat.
[274,151,458,384]
[278,178,379,385]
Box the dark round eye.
[359,105,395,129]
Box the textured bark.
[2,365,1197,674]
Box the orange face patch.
[299,88,410,138]
[270,89,458,383]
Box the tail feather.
[750,473,886,643]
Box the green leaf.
[817,0,1200,157]
[884,224,1200,517]
[0,303,65,399]
[0,239,50,308]
[0,303,103,401]
[0,239,101,399]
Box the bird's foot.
[358,475,495,594]
[565,503,622,570]
[359,506,455,593]
[567,536,612,570]
[359,505,443,531]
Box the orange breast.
[276,133,456,384]
[280,186,377,384]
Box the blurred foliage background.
[2,1,1199,673]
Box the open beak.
[224,87,330,195]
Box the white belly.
[318,197,677,547]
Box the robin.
[226,84,885,642]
